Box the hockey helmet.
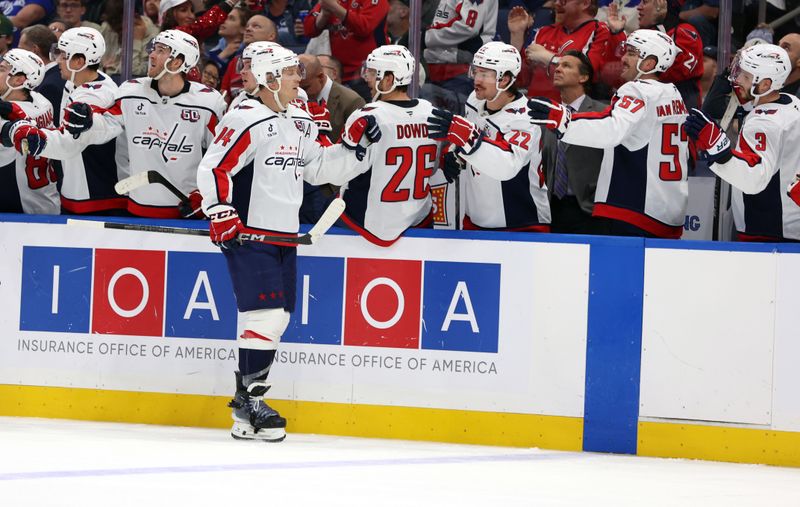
[54,27,105,66]
[150,30,200,75]
[249,45,304,111]
[2,49,44,90]
[361,45,415,94]
[237,41,281,72]
[730,43,791,101]
[469,41,521,101]
[625,29,680,76]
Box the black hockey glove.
[62,102,93,138]
[442,150,465,183]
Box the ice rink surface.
[1,417,799,507]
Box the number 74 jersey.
[562,79,689,239]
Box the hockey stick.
[711,94,739,241]
[66,197,346,246]
[115,170,189,203]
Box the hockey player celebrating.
[0,49,59,214]
[529,29,689,239]
[426,41,551,232]
[331,45,443,246]
[196,44,380,441]
[50,27,123,215]
[6,30,227,218]
[687,44,800,242]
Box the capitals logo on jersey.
[132,124,195,162]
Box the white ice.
[1,417,799,506]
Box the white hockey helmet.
[625,29,680,77]
[730,43,791,102]
[55,27,105,66]
[2,49,44,98]
[150,29,200,77]
[249,45,304,110]
[469,41,522,101]
[361,44,414,97]
[237,40,280,71]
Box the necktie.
[552,105,574,199]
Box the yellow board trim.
[0,385,583,450]
[638,421,800,468]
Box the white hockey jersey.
[197,99,363,237]
[38,78,226,218]
[709,93,800,241]
[562,79,689,238]
[424,0,498,64]
[461,91,551,230]
[336,99,444,246]
[56,72,124,214]
[0,92,59,215]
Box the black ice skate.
[228,371,286,442]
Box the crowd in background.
[1,0,799,241]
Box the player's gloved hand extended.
[208,204,244,249]
[178,189,204,219]
[442,150,465,183]
[788,176,800,208]
[527,97,571,138]
[0,100,26,121]
[684,108,732,164]
[306,100,332,133]
[343,115,381,161]
[0,120,47,156]
[426,108,480,153]
[62,102,93,138]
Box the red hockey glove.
[62,102,94,138]
[684,108,732,165]
[178,189,205,219]
[426,108,480,152]
[1,120,47,156]
[306,100,332,133]
[788,176,800,208]
[208,204,244,249]
[527,97,571,138]
[343,115,381,161]
[0,100,26,121]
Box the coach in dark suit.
[542,51,609,235]
[299,53,366,142]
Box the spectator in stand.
[19,25,65,124]
[542,50,609,235]
[779,33,800,97]
[48,18,67,38]
[299,53,365,142]
[678,0,717,47]
[0,0,55,45]
[161,0,239,81]
[0,13,12,57]
[423,0,497,97]
[264,0,302,47]
[387,0,409,46]
[303,0,389,101]
[318,54,341,83]
[56,0,101,30]
[100,0,159,78]
[700,45,716,98]
[207,5,250,74]
[512,0,613,102]
[200,58,221,89]
[220,14,276,101]
[144,0,160,25]
[596,0,639,34]
[606,0,703,109]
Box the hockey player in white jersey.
[50,27,123,215]
[687,44,800,241]
[426,41,551,231]
[0,49,59,214]
[530,29,689,239]
[328,45,444,246]
[9,30,227,218]
[196,45,380,441]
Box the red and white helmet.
[56,27,105,66]
[361,44,414,96]
[151,30,200,77]
[730,43,791,102]
[469,41,522,101]
[626,29,680,77]
[2,49,44,98]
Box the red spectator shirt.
[517,20,612,101]
[304,0,389,82]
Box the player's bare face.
[362,67,378,92]
[0,61,12,95]
[240,59,256,92]
[276,65,304,104]
[148,43,172,78]
[620,47,641,82]
[470,66,497,101]
[731,69,755,104]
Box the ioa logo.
[20,247,501,353]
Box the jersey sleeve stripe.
[213,130,251,202]
[483,134,513,152]
[572,103,614,121]
[207,113,219,135]
[731,133,762,168]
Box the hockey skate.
[228,372,286,442]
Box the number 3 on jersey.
[381,145,437,202]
